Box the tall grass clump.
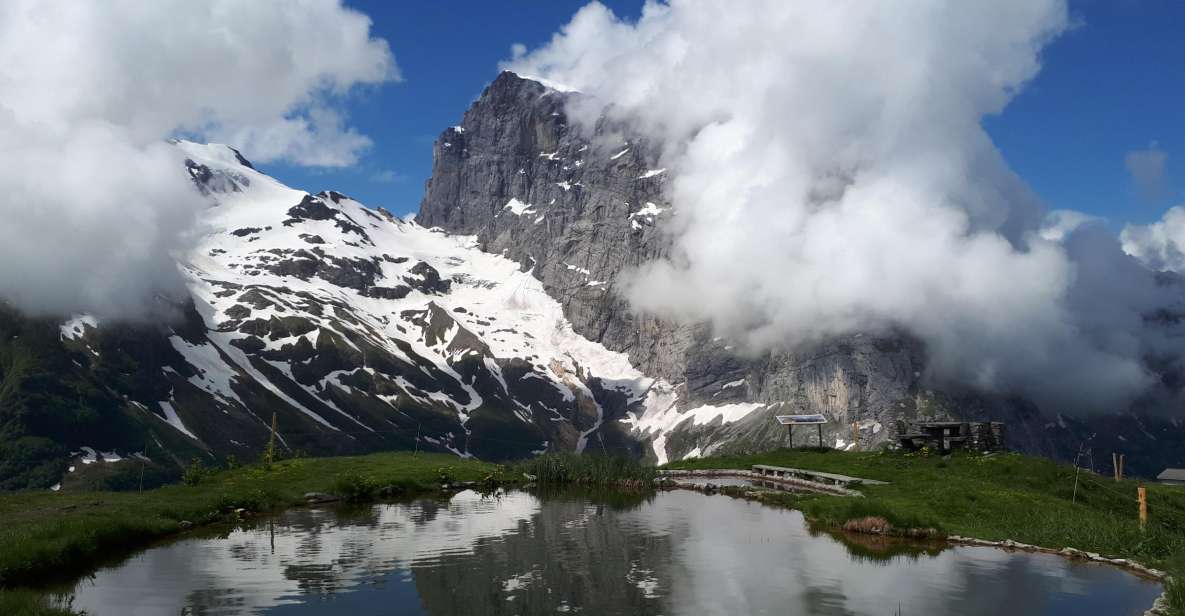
[515,453,655,488]
[0,589,79,616]
[1168,574,1184,614]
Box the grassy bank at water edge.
[0,451,498,591]
[665,448,1185,614]
[512,452,656,487]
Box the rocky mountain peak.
[416,70,1185,470]
[4,75,1183,491]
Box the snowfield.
[54,140,756,464]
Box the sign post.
[776,414,829,449]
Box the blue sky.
[260,0,1183,227]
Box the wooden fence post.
[1113,453,1126,482]
[1138,483,1148,530]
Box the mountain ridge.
[1,72,1182,491]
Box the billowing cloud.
[1125,143,1168,202]
[0,0,396,318]
[508,0,1183,413]
[1040,210,1105,242]
[1121,206,1185,273]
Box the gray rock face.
[418,73,693,385]
[418,71,1185,470]
[417,72,929,459]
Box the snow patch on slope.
[162,139,754,462]
[60,314,98,341]
[501,198,536,217]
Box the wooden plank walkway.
[750,465,889,488]
[661,466,889,497]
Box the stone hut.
[893,420,1008,454]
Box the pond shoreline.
[2,450,1182,615]
[661,465,1174,616]
[25,484,1165,616]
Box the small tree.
[182,458,207,485]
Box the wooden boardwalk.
[662,465,888,497]
[750,465,889,488]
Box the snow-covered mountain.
[76,139,700,465]
[3,71,1182,490]
[4,132,746,488]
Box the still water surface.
[58,489,1161,615]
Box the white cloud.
[1039,210,1105,242]
[1121,206,1185,273]
[1125,143,1168,201]
[210,107,376,168]
[0,0,397,318]
[508,0,1182,413]
[370,169,407,184]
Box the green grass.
[0,590,79,616]
[513,452,656,487]
[0,451,497,591]
[666,448,1185,614]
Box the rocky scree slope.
[417,71,1185,472]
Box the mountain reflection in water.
[57,488,1161,615]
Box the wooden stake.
[139,437,149,493]
[817,424,823,449]
[787,424,793,448]
[1113,453,1120,482]
[851,422,858,450]
[1138,483,1148,529]
[1072,449,1082,505]
[1119,454,1125,482]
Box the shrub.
[333,473,377,502]
[181,458,209,486]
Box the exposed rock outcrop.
[418,71,1185,469]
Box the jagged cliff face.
[418,71,1185,471]
[417,72,929,461]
